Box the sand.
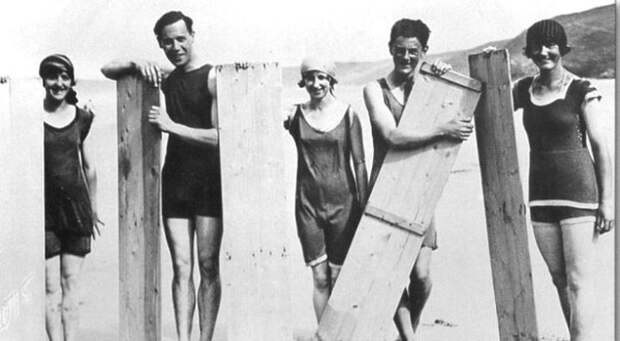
[74,78,614,341]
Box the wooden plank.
[364,205,425,235]
[117,76,161,341]
[0,79,45,340]
[318,63,481,341]
[420,63,483,92]
[468,49,538,341]
[216,63,292,340]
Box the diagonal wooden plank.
[216,63,292,341]
[317,63,481,341]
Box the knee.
[46,279,61,297]
[565,270,589,293]
[410,270,432,294]
[171,256,193,283]
[60,272,80,295]
[313,269,331,292]
[198,254,220,281]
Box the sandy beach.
[74,78,614,341]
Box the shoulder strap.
[288,104,302,138]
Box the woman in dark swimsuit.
[511,20,613,340]
[41,54,101,341]
[285,57,368,321]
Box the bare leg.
[60,254,85,341]
[195,216,223,341]
[328,263,342,289]
[164,218,196,341]
[561,219,598,341]
[394,246,433,341]
[311,261,331,322]
[46,256,63,341]
[532,222,570,325]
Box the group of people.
[39,9,612,341]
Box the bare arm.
[582,97,614,233]
[100,59,172,87]
[363,82,473,150]
[349,111,368,206]
[80,134,102,235]
[147,67,218,147]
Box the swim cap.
[525,19,570,57]
[300,57,337,81]
[39,54,75,84]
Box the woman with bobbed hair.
[510,20,613,340]
[40,54,102,341]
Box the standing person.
[285,58,368,321]
[363,19,473,340]
[510,20,613,341]
[101,11,222,341]
[42,54,101,341]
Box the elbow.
[100,66,117,80]
[385,135,410,149]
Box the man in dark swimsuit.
[101,11,221,341]
[362,18,473,341]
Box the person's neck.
[43,97,68,113]
[308,93,335,111]
[388,70,414,89]
[178,54,201,73]
[537,63,565,86]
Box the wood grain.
[216,63,292,341]
[468,49,538,341]
[318,64,481,341]
[117,76,161,341]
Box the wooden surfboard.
[216,63,292,341]
[0,79,45,340]
[317,63,482,341]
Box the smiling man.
[362,18,474,341]
[101,11,221,341]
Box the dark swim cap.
[39,54,78,104]
[525,19,571,57]
[39,54,75,84]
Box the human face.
[158,20,194,68]
[302,71,332,100]
[390,36,426,77]
[530,43,561,71]
[43,70,72,103]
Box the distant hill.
[284,4,614,85]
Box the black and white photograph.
[0,0,615,340]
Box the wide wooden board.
[0,79,45,340]
[318,64,482,341]
[216,63,292,341]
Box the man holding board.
[362,18,473,340]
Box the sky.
[1,0,614,78]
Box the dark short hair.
[524,19,570,57]
[389,19,431,48]
[153,11,194,38]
